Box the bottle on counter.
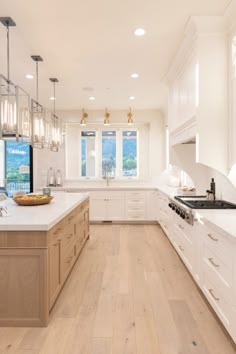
[47,167,55,187]
[55,169,62,187]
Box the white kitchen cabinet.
[167,17,228,175]
[90,191,125,221]
[125,191,147,220]
[157,188,236,343]
[147,190,158,221]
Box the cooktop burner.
[174,196,236,209]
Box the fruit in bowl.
[13,194,53,206]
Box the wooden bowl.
[13,195,54,206]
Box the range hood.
[169,117,197,147]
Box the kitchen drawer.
[61,224,75,253]
[203,226,233,270]
[176,233,193,272]
[174,222,193,245]
[127,204,145,211]
[126,191,146,199]
[127,211,146,220]
[203,271,232,329]
[61,244,76,283]
[203,246,233,290]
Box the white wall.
[33,148,65,189]
[59,109,165,183]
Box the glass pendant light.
[80,108,88,126]
[50,78,61,152]
[127,107,133,125]
[31,55,45,148]
[104,108,110,125]
[0,17,31,141]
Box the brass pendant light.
[127,107,133,125]
[80,108,88,126]
[104,108,110,125]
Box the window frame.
[78,127,139,179]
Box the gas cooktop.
[174,196,236,209]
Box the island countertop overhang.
[0,192,89,231]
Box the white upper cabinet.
[167,17,228,175]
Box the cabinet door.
[147,191,158,221]
[49,239,61,309]
[107,197,125,220]
[90,198,107,221]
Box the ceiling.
[0,0,231,113]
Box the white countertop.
[156,185,236,240]
[0,192,89,231]
[40,184,156,192]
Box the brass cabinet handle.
[209,288,219,301]
[179,245,184,252]
[68,215,75,221]
[208,258,219,268]
[178,224,184,230]
[67,233,73,239]
[207,233,218,242]
[53,241,59,247]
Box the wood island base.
[0,197,89,327]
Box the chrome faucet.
[102,168,115,186]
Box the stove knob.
[172,205,175,210]
[182,214,186,219]
[168,203,172,208]
[176,209,180,215]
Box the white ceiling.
[0,0,231,113]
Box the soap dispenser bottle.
[47,167,55,187]
[55,169,62,187]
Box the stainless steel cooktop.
[174,196,236,209]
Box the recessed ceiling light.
[89,96,95,100]
[134,28,146,36]
[129,96,135,100]
[49,96,56,100]
[25,74,34,79]
[130,73,139,78]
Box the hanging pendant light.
[127,107,133,125]
[31,55,45,148]
[50,78,61,152]
[104,108,110,125]
[0,17,31,141]
[80,108,88,126]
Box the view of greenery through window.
[102,131,116,176]
[4,142,31,196]
[122,131,137,176]
[80,129,138,177]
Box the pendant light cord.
[53,82,56,115]
[36,60,39,103]
[6,23,10,82]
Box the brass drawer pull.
[178,224,184,230]
[209,288,219,301]
[207,233,218,242]
[208,258,219,268]
[179,245,184,252]
[68,215,75,221]
[67,233,73,239]
[53,241,59,247]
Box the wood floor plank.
[135,316,161,354]
[93,293,114,338]
[18,327,49,351]
[0,328,27,353]
[91,338,112,354]
[146,272,181,354]
[170,299,210,354]
[37,318,74,354]
[112,294,136,354]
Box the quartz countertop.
[0,192,89,231]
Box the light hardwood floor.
[0,224,235,354]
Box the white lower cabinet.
[157,188,236,343]
[90,189,158,221]
[90,191,125,221]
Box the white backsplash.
[33,148,65,189]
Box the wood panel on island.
[0,197,89,327]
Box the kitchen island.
[0,193,89,327]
